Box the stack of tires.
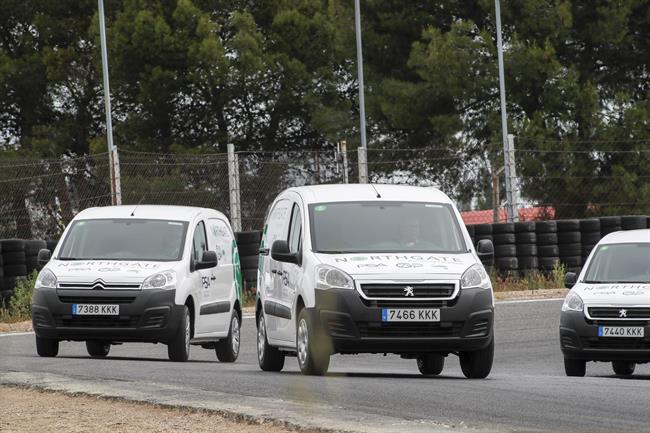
[25,240,47,274]
[557,220,582,273]
[621,215,648,231]
[514,221,537,276]
[536,221,560,273]
[1,239,27,308]
[235,231,262,289]
[46,239,59,254]
[579,219,601,263]
[492,223,518,277]
[599,216,621,237]
[465,224,476,247]
[473,224,494,269]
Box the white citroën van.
[255,184,496,377]
[32,205,243,362]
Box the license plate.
[598,326,644,337]
[381,308,440,322]
[72,304,119,316]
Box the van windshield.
[309,201,467,254]
[58,219,188,261]
[584,243,650,284]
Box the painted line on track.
[0,331,34,338]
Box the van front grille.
[360,283,456,299]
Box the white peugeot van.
[32,205,243,362]
[255,184,495,377]
[560,229,650,377]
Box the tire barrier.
[515,221,537,275]
[579,219,601,262]
[556,219,582,274]
[234,230,262,287]
[621,215,648,231]
[492,223,518,277]
[599,216,621,237]
[0,238,55,306]
[534,220,559,272]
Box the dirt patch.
[0,321,32,334]
[495,288,568,301]
[0,385,298,433]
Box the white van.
[32,205,243,362]
[560,229,650,377]
[255,184,495,377]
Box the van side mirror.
[195,250,218,270]
[37,249,51,268]
[271,240,300,265]
[564,272,577,289]
[477,240,494,259]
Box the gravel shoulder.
[0,385,297,433]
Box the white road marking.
[0,331,34,337]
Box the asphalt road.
[2,299,650,433]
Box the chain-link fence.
[0,141,648,238]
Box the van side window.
[192,221,208,263]
[288,203,302,253]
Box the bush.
[0,271,37,322]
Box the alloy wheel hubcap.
[232,316,240,355]
[297,318,308,366]
[185,311,191,354]
[257,316,266,363]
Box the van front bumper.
[560,310,650,362]
[309,287,493,355]
[32,287,184,343]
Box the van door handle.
[271,269,278,274]
[210,276,216,281]
[259,248,270,256]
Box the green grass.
[491,262,566,292]
[0,271,38,323]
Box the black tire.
[459,338,494,379]
[3,277,17,291]
[564,357,586,377]
[236,242,260,256]
[25,240,47,256]
[2,252,26,265]
[516,244,537,257]
[538,245,560,257]
[580,232,601,245]
[36,335,59,357]
[581,245,596,257]
[417,354,445,375]
[557,219,580,231]
[601,227,622,236]
[560,256,582,268]
[515,232,536,244]
[599,216,621,227]
[579,219,600,232]
[46,239,59,251]
[216,311,241,362]
[296,308,330,376]
[475,235,493,244]
[557,232,581,243]
[514,221,536,233]
[495,257,518,270]
[168,305,191,362]
[558,243,581,256]
[243,268,258,283]
[1,290,13,308]
[492,223,514,234]
[612,361,635,376]
[465,225,476,238]
[86,340,110,358]
[3,264,27,277]
[257,313,285,371]
[518,256,539,269]
[621,215,647,230]
[536,233,558,245]
[494,244,517,257]
[0,239,25,252]
[235,230,262,244]
[539,257,560,270]
[493,233,516,245]
[535,220,557,233]
[240,255,259,270]
[474,224,493,235]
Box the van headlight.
[316,265,354,290]
[561,292,583,312]
[142,270,177,290]
[35,269,57,289]
[460,264,491,290]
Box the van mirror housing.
[37,249,51,268]
[196,250,218,270]
[564,272,577,289]
[476,239,494,260]
[271,240,300,265]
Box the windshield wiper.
[317,250,351,254]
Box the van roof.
[73,205,225,222]
[600,229,650,244]
[287,184,452,205]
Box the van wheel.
[417,354,445,375]
[459,338,494,379]
[296,309,330,376]
[86,341,110,358]
[612,361,635,376]
[216,311,240,362]
[564,357,586,377]
[168,306,191,362]
[35,336,59,357]
[257,313,284,371]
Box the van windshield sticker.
[314,205,327,212]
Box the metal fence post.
[112,147,122,205]
[507,134,519,222]
[228,143,242,232]
[358,146,368,183]
[341,140,349,184]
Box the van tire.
[417,354,445,375]
[168,306,191,362]
[36,336,59,357]
[459,338,493,379]
[216,311,240,362]
[257,313,285,371]
[296,309,330,376]
[564,357,586,377]
[86,340,110,358]
[612,361,635,376]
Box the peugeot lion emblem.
[403,286,415,297]
[619,309,627,318]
